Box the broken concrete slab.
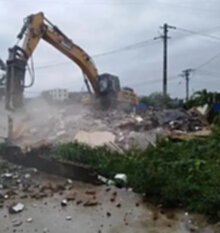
[74,130,116,147]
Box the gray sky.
[0,0,220,98]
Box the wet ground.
[0,158,218,233]
[0,175,218,233]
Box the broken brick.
[83,200,98,207]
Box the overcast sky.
[0,0,220,98]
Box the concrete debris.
[9,202,24,214]
[8,100,210,151]
[61,199,68,206]
[66,216,72,221]
[43,227,50,233]
[114,174,127,183]
[67,179,73,184]
[24,173,31,179]
[12,219,23,227]
[83,200,98,207]
[2,173,13,178]
[74,130,116,147]
[26,217,33,223]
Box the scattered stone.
[26,218,33,223]
[116,203,121,208]
[24,174,31,179]
[76,200,82,205]
[43,228,49,233]
[85,190,96,195]
[61,199,68,206]
[106,212,111,217]
[12,220,23,227]
[32,168,38,173]
[114,174,127,183]
[2,173,13,178]
[56,184,66,191]
[20,194,28,199]
[105,187,111,192]
[12,174,19,179]
[67,179,73,184]
[83,200,98,207]
[66,216,72,221]
[8,203,25,214]
[66,193,76,201]
[135,202,139,207]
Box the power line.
[194,51,220,70]
[34,25,220,68]
[132,75,179,88]
[194,70,220,80]
[197,69,220,76]
[174,27,220,42]
[34,38,159,69]
[153,1,220,13]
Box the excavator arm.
[5,12,99,109]
[5,12,139,110]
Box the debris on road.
[66,216,72,221]
[61,199,68,206]
[8,202,24,214]
[83,200,98,207]
[26,217,33,223]
[114,174,127,183]
[12,219,23,227]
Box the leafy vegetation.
[139,92,183,108]
[185,89,220,110]
[56,127,220,221]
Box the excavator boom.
[5,12,139,110]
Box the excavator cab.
[96,73,121,109]
[98,73,120,96]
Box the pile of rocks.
[0,158,75,205]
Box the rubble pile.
[156,109,208,132]
[0,158,76,204]
[10,99,210,150]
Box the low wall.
[1,144,101,185]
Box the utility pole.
[181,69,193,101]
[159,24,176,99]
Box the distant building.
[42,89,69,102]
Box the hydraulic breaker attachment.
[5,46,27,110]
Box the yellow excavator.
[5,12,139,110]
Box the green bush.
[56,128,220,221]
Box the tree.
[139,92,172,107]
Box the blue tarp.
[213,103,220,112]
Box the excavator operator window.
[99,78,108,93]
